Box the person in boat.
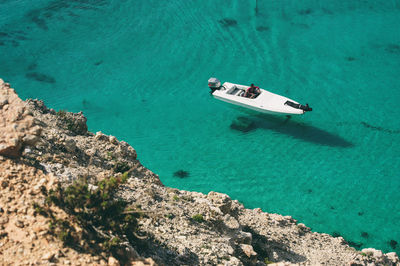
[245,83,261,98]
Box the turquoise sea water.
[1,0,400,253]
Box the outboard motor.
[285,101,313,112]
[208,77,221,94]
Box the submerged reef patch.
[346,56,356,61]
[26,10,49,30]
[230,117,256,133]
[332,232,341,238]
[24,0,108,32]
[347,240,363,249]
[256,26,269,32]
[361,232,369,238]
[94,60,103,66]
[361,121,400,134]
[0,30,29,47]
[26,72,56,84]
[389,240,398,249]
[385,44,400,54]
[219,18,237,27]
[27,63,38,71]
[358,212,364,216]
[321,8,334,15]
[173,170,189,178]
[298,8,313,15]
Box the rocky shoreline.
[0,78,399,265]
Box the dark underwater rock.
[347,240,363,249]
[27,63,37,71]
[361,232,369,238]
[230,117,256,133]
[298,8,313,15]
[219,18,237,27]
[332,232,341,238]
[0,32,9,38]
[385,44,400,54]
[346,56,356,61]
[26,10,49,31]
[389,240,398,249]
[361,121,400,134]
[358,211,364,216]
[174,170,189,178]
[26,72,56,84]
[256,26,269,32]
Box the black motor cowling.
[208,77,221,93]
[285,100,312,112]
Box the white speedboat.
[208,77,312,115]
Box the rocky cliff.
[0,79,398,265]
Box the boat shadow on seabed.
[230,114,353,148]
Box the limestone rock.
[64,139,76,153]
[240,244,257,258]
[233,231,252,245]
[42,252,55,261]
[108,256,120,266]
[223,214,240,230]
[95,131,108,141]
[0,79,42,158]
[207,191,232,214]
[109,135,118,145]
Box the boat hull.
[213,94,302,115]
[212,82,305,115]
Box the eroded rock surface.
[0,79,41,158]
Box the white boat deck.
[212,82,305,115]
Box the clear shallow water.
[1,0,400,253]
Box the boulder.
[207,191,232,214]
[0,80,42,158]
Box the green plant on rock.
[33,202,48,217]
[264,257,274,264]
[172,195,179,201]
[56,110,67,118]
[48,218,75,246]
[56,110,86,135]
[39,174,139,260]
[106,152,115,161]
[114,161,130,173]
[192,214,204,223]
[165,213,175,219]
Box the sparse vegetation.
[165,213,175,219]
[264,257,274,264]
[56,110,87,135]
[192,214,204,223]
[106,152,115,161]
[35,174,140,261]
[114,161,130,173]
[33,202,48,217]
[172,195,179,201]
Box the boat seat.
[228,87,239,95]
